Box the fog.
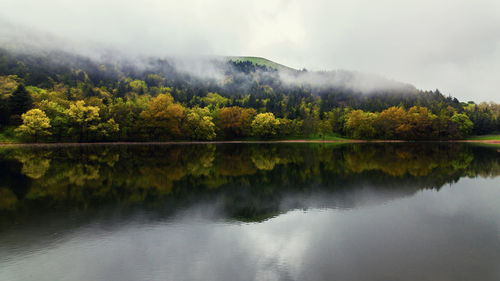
[0,0,499,101]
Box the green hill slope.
[227,56,296,71]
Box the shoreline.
[1,139,499,147]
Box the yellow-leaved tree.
[65,100,100,141]
[15,109,52,142]
[183,107,216,140]
[251,113,280,138]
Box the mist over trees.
[0,47,498,142]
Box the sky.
[0,0,499,102]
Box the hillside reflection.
[1,143,499,224]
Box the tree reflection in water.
[0,143,499,224]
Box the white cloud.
[0,0,499,101]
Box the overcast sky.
[1,0,499,102]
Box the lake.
[0,143,499,281]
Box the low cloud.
[0,0,499,101]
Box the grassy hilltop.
[227,56,296,71]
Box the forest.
[1,47,499,142]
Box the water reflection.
[1,143,500,220]
[0,143,499,281]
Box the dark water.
[0,143,499,281]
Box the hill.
[227,56,296,71]
[0,46,498,142]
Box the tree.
[451,113,473,139]
[65,100,101,141]
[318,119,333,139]
[277,118,293,136]
[252,113,280,138]
[374,106,407,139]
[15,109,51,142]
[217,106,256,138]
[345,110,377,139]
[8,84,33,123]
[397,106,437,140]
[325,108,349,134]
[36,100,69,141]
[183,107,216,140]
[108,98,143,139]
[140,93,185,139]
[202,93,229,109]
[129,80,148,94]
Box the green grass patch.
[468,135,500,141]
[227,56,296,71]
[284,134,352,141]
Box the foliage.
[65,100,101,141]
[183,107,216,140]
[2,143,500,217]
[0,47,498,142]
[217,106,256,138]
[251,113,280,137]
[451,113,473,139]
[345,110,377,139]
[202,92,229,109]
[14,109,51,141]
[8,84,33,124]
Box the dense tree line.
[0,48,499,142]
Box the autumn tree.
[217,106,256,138]
[15,109,51,142]
[141,93,184,139]
[374,106,407,139]
[397,106,437,140]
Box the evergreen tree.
[8,84,33,117]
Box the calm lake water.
[0,143,499,281]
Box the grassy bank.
[468,135,500,141]
[0,133,353,145]
[4,133,500,145]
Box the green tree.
[202,93,229,109]
[8,84,33,123]
[65,100,101,141]
[129,80,148,94]
[318,119,333,139]
[251,113,280,138]
[15,109,51,142]
[451,113,473,139]
[345,110,377,139]
[97,119,120,139]
[183,107,216,140]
